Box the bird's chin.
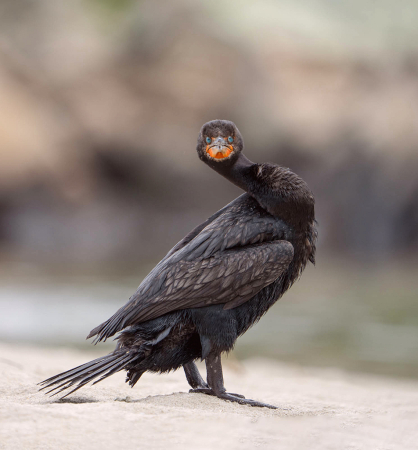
[206,145,234,160]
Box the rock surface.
[1,342,417,449]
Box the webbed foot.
[216,392,277,409]
[198,352,278,409]
[189,387,245,399]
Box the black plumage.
[39,120,317,408]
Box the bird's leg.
[187,353,244,398]
[191,352,277,409]
[183,361,208,389]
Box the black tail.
[38,352,134,399]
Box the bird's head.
[196,120,244,168]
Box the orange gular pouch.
[206,146,233,159]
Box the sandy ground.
[1,343,417,450]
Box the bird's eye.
[205,137,211,144]
[228,136,234,143]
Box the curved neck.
[208,154,314,225]
[209,153,255,192]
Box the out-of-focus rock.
[0,0,418,264]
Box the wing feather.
[88,194,294,343]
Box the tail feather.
[39,355,113,391]
[54,355,131,399]
[44,356,126,396]
[39,355,105,387]
[92,355,133,385]
[39,352,134,399]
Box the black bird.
[39,120,317,409]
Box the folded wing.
[88,195,294,343]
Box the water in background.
[2,257,418,379]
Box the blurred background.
[1,0,418,378]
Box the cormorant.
[39,120,317,409]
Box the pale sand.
[0,342,417,450]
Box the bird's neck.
[211,153,275,214]
[212,153,256,192]
[212,154,314,224]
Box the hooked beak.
[206,137,234,160]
